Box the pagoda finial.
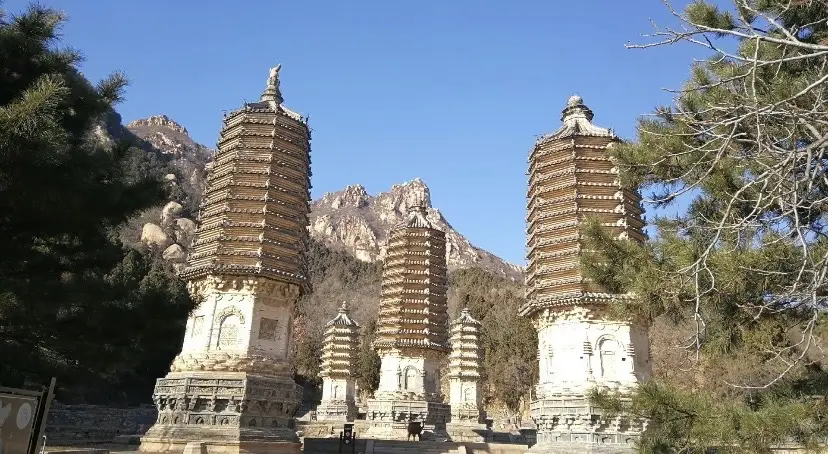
[408,193,427,213]
[340,301,349,313]
[561,94,594,123]
[567,93,583,107]
[261,64,284,105]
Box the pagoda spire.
[261,64,284,105]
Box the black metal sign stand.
[0,377,56,454]
[338,423,356,454]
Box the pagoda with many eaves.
[365,204,451,439]
[140,65,311,454]
[521,95,650,453]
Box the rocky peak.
[127,115,189,135]
[126,114,214,216]
[311,179,523,280]
[374,177,433,221]
[320,184,369,209]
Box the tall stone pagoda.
[365,204,451,439]
[140,65,311,454]
[315,302,361,421]
[445,307,487,442]
[521,95,650,452]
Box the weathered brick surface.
[45,403,157,445]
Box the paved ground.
[45,444,139,454]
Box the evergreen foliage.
[0,5,194,403]
[584,1,828,451]
[356,318,381,397]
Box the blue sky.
[5,0,713,265]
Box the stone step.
[302,438,529,454]
[372,440,461,454]
[303,437,367,454]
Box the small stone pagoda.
[446,307,487,442]
[140,65,311,454]
[316,302,361,421]
[365,204,451,439]
[521,96,650,452]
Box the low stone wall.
[45,403,157,445]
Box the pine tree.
[0,5,193,401]
[583,1,828,451]
[356,318,381,397]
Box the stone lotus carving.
[169,352,293,374]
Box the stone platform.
[445,423,489,442]
[364,399,450,440]
[315,399,355,422]
[303,438,530,454]
[139,372,302,454]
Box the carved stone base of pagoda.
[450,404,485,425]
[527,394,644,454]
[139,372,302,454]
[446,405,487,441]
[314,398,356,422]
[446,423,489,442]
[363,398,450,440]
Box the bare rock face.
[311,214,379,262]
[126,115,212,212]
[127,115,189,138]
[328,184,369,209]
[141,223,173,249]
[161,201,184,226]
[173,218,197,245]
[311,178,523,280]
[162,244,186,261]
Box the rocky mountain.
[125,116,523,280]
[126,115,213,215]
[312,179,523,280]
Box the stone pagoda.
[365,204,451,439]
[521,95,650,452]
[140,65,311,454]
[445,307,487,442]
[315,302,361,421]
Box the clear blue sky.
[5,0,712,265]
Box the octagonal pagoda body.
[316,302,361,421]
[522,96,651,453]
[140,66,310,454]
[365,205,451,439]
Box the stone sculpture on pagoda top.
[365,203,451,440]
[521,95,651,453]
[315,301,361,422]
[139,65,311,454]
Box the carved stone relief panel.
[258,318,278,341]
[192,316,205,337]
[217,315,241,350]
